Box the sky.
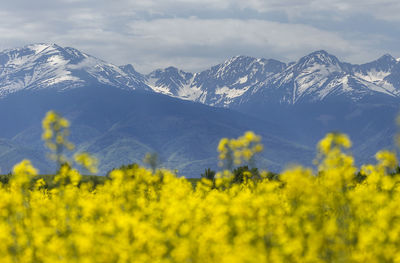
[0,0,399,73]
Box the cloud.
[124,18,359,66]
[0,0,398,73]
[94,0,400,23]
[232,0,400,22]
[74,17,392,72]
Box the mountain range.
[0,43,399,176]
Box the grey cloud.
[233,0,400,22]
[115,18,392,71]
[0,0,398,73]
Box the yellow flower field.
[0,112,400,262]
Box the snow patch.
[28,44,50,54]
[215,86,249,99]
[147,77,173,96]
[44,75,81,86]
[340,76,353,92]
[198,91,208,104]
[316,77,343,100]
[47,55,68,66]
[177,84,203,101]
[355,70,391,83]
[7,54,33,67]
[145,74,203,102]
[379,81,399,95]
[236,76,248,84]
[357,79,396,97]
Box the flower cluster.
[42,111,74,166]
[217,131,263,169]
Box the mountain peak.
[25,43,64,54]
[119,64,137,73]
[376,53,396,63]
[164,66,180,73]
[231,55,256,60]
[294,50,341,71]
[224,55,257,65]
[308,50,330,55]
[148,66,191,77]
[303,50,339,63]
[2,43,89,64]
[0,43,60,57]
[212,55,275,76]
[355,53,398,77]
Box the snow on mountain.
[0,44,81,97]
[190,56,287,106]
[293,50,342,71]
[143,50,400,106]
[266,50,399,103]
[261,50,349,104]
[0,43,150,98]
[145,67,194,99]
[119,64,147,83]
[351,54,400,96]
[1,44,400,108]
[144,55,286,106]
[248,50,400,104]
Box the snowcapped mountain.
[353,54,400,95]
[143,50,400,107]
[0,43,150,98]
[251,50,399,104]
[2,43,399,108]
[144,55,286,106]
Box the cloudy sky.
[0,0,399,73]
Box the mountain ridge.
[2,43,400,108]
[0,43,151,98]
[138,49,400,107]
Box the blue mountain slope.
[0,86,312,176]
